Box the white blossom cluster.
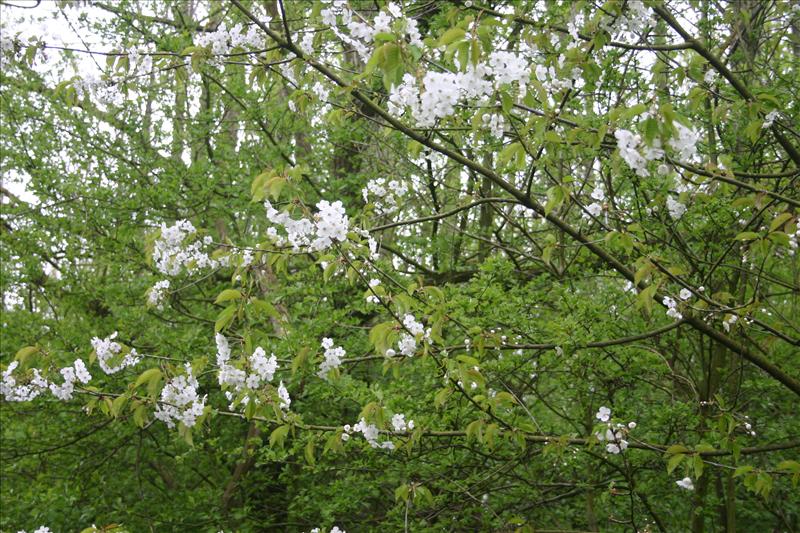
[362,178,408,214]
[342,418,395,450]
[615,122,699,179]
[666,195,687,220]
[153,220,220,276]
[91,332,140,375]
[611,0,654,37]
[321,1,421,61]
[722,314,738,332]
[676,477,694,490]
[762,110,779,129]
[386,313,428,358]
[147,279,170,309]
[309,527,346,533]
[153,364,206,429]
[388,54,525,128]
[194,23,263,67]
[583,184,605,219]
[662,296,683,320]
[366,278,381,304]
[16,527,52,533]
[391,413,415,433]
[594,406,635,454]
[49,359,92,400]
[277,381,291,410]
[1,359,90,402]
[265,200,349,252]
[318,337,346,379]
[482,113,506,139]
[215,334,281,410]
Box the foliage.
[1,1,799,531]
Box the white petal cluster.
[344,417,395,450]
[91,332,140,374]
[147,279,170,309]
[215,334,280,409]
[277,381,291,410]
[762,110,779,129]
[669,123,700,162]
[194,22,263,63]
[362,178,408,214]
[16,527,52,533]
[615,129,649,177]
[388,313,428,357]
[1,362,49,402]
[2,358,92,403]
[318,337,346,379]
[676,477,694,490]
[666,196,687,220]
[265,200,349,252]
[154,364,206,429]
[391,413,415,433]
[322,1,421,61]
[594,406,633,454]
[482,113,506,139]
[663,296,683,320]
[389,52,529,127]
[613,0,654,37]
[153,220,220,276]
[249,347,279,386]
[309,527,346,533]
[722,314,738,332]
[49,359,92,401]
[583,185,605,219]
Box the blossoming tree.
[2,0,799,531]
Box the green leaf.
[667,453,685,474]
[215,289,242,304]
[134,368,162,389]
[14,345,38,364]
[304,439,316,466]
[734,231,759,241]
[395,483,409,502]
[466,419,483,443]
[769,212,793,232]
[215,303,238,332]
[269,424,291,449]
[439,27,465,46]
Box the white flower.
[666,196,687,220]
[606,443,621,454]
[676,477,694,490]
[391,413,414,432]
[152,220,218,276]
[679,288,692,300]
[615,129,649,177]
[663,296,683,320]
[670,123,700,162]
[318,338,346,379]
[249,347,278,384]
[147,280,170,309]
[398,333,417,357]
[154,365,206,429]
[596,406,611,422]
[73,359,92,384]
[762,110,779,129]
[277,381,291,410]
[722,314,738,332]
[403,314,424,336]
[91,332,140,374]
